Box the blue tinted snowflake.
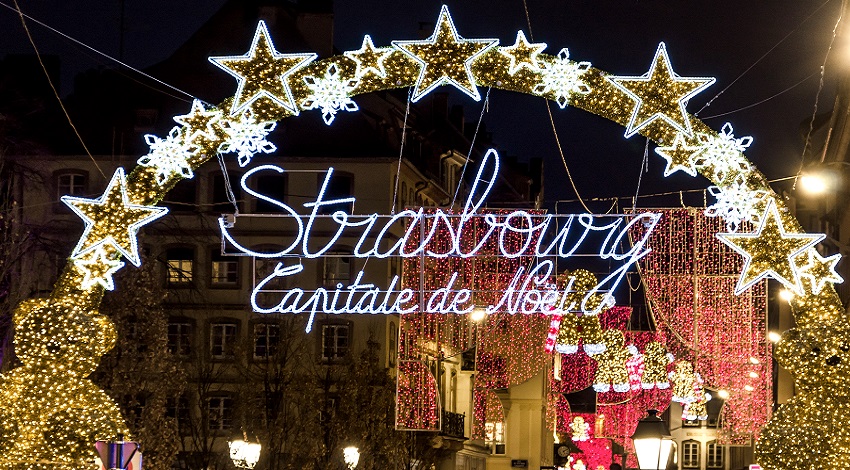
[705,180,769,232]
[693,123,753,182]
[137,126,197,185]
[302,64,359,125]
[533,48,591,109]
[218,112,277,167]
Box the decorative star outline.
[62,167,169,267]
[209,21,317,115]
[607,42,715,138]
[173,99,223,143]
[797,249,843,295]
[73,247,125,291]
[655,133,702,177]
[392,5,498,102]
[716,200,824,295]
[343,35,394,79]
[499,30,547,75]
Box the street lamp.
[632,410,673,470]
[343,446,360,469]
[798,161,850,195]
[229,437,261,469]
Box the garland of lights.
[1,4,846,468]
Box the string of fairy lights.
[1,4,847,469]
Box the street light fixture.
[632,410,673,470]
[343,446,360,469]
[229,438,262,469]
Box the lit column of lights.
[471,388,505,440]
[395,361,439,431]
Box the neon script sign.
[220,150,661,332]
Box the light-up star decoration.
[392,5,498,102]
[797,249,844,295]
[73,247,125,291]
[209,20,317,115]
[499,30,546,75]
[173,99,222,143]
[655,132,702,176]
[607,42,715,138]
[62,168,169,267]
[716,200,824,295]
[344,35,394,80]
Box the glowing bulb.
[749,356,760,365]
[778,289,794,301]
[744,385,755,392]
[717,389,730,399]
[768,331,782,343]
[748,371,759,378]
[470,307,487,323]
[799,173,828,194]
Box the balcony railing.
[441,410,466,439]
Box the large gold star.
[62,168,169,267]
[655,132,702,176]
[392,5,497,102]
[607,42,714,138]
[499,30,546,75]
[796,249,843,295]
[344,35,393,79]
[716,200,824,295]
[209,21,317,115]
[173,99,222,143]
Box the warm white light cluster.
[694,122,752,182]
[705,181,769,232]
[533,48,591,109]
[219,112,277,167]
[302,64,360,125]
[138,126,197,185]
[73,246,125,291]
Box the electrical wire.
[701,70,819,120]
[390,88,413,215]
[451,87,491,208]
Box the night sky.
[1,0,844,208]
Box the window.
[166,247,194,285]
[167,319,193,356]
[207,395,234,431]
[57,172,88,197]
[210,321,238,359]
[317,171,353,214]
[484,421,505,455]
[388,322,397,367]
[253,172,288,213]
[320,322,350,362]
[254,323,280,359]
[210,250,238,286]
[707,442,724,468]
[166,395,190,434]
[322,252,352,286]
[682,440,700,468]
[211,172,242,213]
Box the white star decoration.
[499,30,547,75]
[392,5,498,102]
[716,200,824,295]
[138,126,197,185]
[173,99,222,143]
[302,64,360,125]
[209,21,316,115]
[73,246,125,291]
[533,48,592,109]
[343,35,393,80]
[607,42,714,138]
[797,249,844,295]
[62,168,169,267]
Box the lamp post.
[343,446,360,469]
[229,437,262,469]
[632,410,673,470]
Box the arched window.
[682,440,700,468]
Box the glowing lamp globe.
[799,173,827,194]
[229,439,262,469]
[470,307,487,323]
[343,446,360,469]
[632,410,673,470]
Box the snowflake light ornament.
[302,64,360,125]
[533,48,591,109]
[138,126,197,185]
[705,181,769,232]
[693,122,753,182]
[218,111,277,167]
